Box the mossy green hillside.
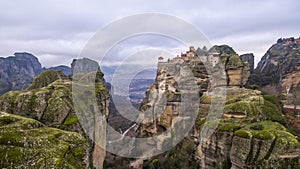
[0,112,89,168]
[0,80,74,126]
[235,121,299,147]
[0,70,109,168]
[200,88,287,134]
[0,75,109,133]
[27,70,69,90]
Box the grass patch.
[206,119,251,132]
[252,130,275,140]
[63,116,78,125]
[235,130,252,139]
[235,121,299,144]
[262,100,286,124]
[0,112,89,168]
[224,100,259,116]
[218,122,241,132]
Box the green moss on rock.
[235,130,252,139]
[27,70,68,90]
[64,117,79,125]
[262,100,286,124]
[235,121,299,144]
[224,100,259,116]
[0,112,89,168]
[217,121,241,132]
[209,45,237,55]
[227,54,244,68]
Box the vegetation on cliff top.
[199,88,288,136]
[0,70,109,139]
[0,69,110,168]
[27,70,69,90]
[209,45,237,55]
[235,120,299,148]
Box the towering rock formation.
[210,45,250,87]
[250,37,300,150]
[138,47,210,138]
[0,62,110,168]
[131,46,300,169]
[241,53,255,73]
[71,58,101,75]
[71,58,110,169]
[0,52,42,95]
[253,37,300,94]
[198,88,299,169]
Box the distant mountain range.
[0,53,72,95]
[46,65,72,76]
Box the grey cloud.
[91,34,187,66]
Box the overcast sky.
[0,0,299,68]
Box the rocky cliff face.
[71,58,101,75]
[0,74,82,133]
[211,45,250,87]
[198,88,299,169]
[0,52,42,95]
[0,67,110,168]
[0,111,90,168]
[241,53,255,74]
[132,46,300,168]
[253,37,300,93]
[137,83,300,169]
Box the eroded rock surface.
[0,69,110,169]
[131,46,300,169]
[0,52,42,95]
